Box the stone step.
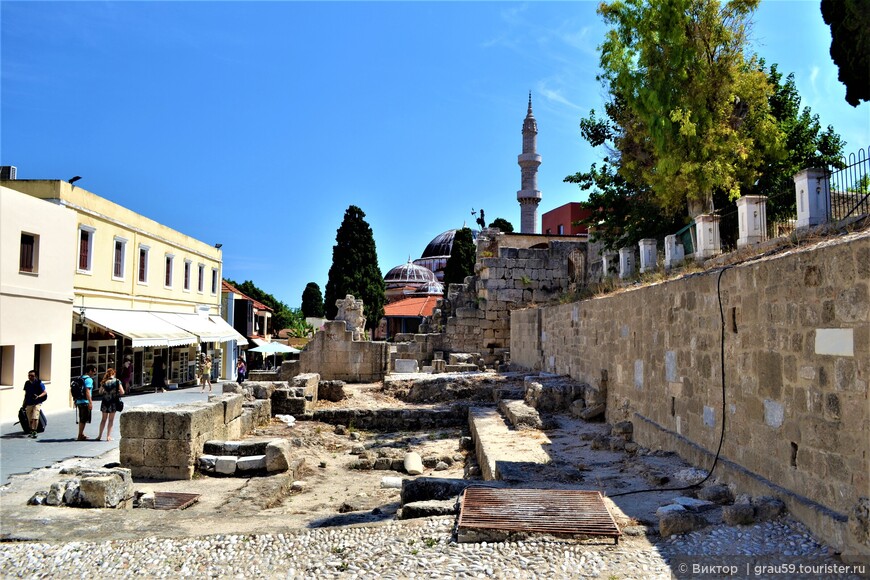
[445,363,479,373]
[467,407,551,481]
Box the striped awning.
[152,312,247,345]
[82,308,198,348]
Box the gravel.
[0,514,849,579]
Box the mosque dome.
[384,261,438,288]
[419,229,479,260]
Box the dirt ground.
[0,375,702,544]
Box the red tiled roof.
[383,295,439,318]
[221,280,273,312]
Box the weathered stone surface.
[62,481,81,506]
[79,475,129,508]
[612,421,633,437]
[398,499,458,519]
[265,439,292,473]
[119,405,165,439]
[319,380,347,403]
[673,496,716,512]
[236,455,266,472]
[591,435,610,450]
[579,404,606,421]
[569,399,586,417]
[215,456,237,475]
[659,510,707,537]
[752,496,785,521]
[655,504,686,518]
[28,491,48,506]
[723,503,756,525]
[139,491,156,509]
[848,497,870,549]
[198,455,217,472]
[524,376,586,413]
[404,452,424,475]
[373,457,392,470]
[393,359,419,374]
[45,482,67,506]
[434,461,449,471]
[401,477,475,505]
[698,484,734,505]
[498,399,543,430]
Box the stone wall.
[119,393,271,480]
[298,321,389,382]
[511,230,869,555]
[441,236,586,363]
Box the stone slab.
[394,359,419,374]
[468,407,551,481]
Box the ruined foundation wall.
[119,393,271,480]
[299,321,389,382]
[511,230,869,555]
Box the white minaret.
[517,92,542,234]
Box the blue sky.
[3,1,868,308]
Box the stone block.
[236,455,266,472]
[265,439,292,473]
[206,394,244,425]
[222,382,243,394]
[655,504,686,518]
[394,359,419,373]
[401,477,474,504]
[398,499,459,520]
[163,405,219,441]
[752,496,785,521]
[119,406,165,439]
[46,481,67,506]
[580,404,606,421]
[404,452,424,475]
[723,503,756,525]
[119,437,145,467]
[144,439,195,469]
[673,496,717,511]
[659,510,707,537]
[198,454,217,473]
[698,484,734,505]
[79,475,130,508]
[498,399,543,429]
[318,380,346,402]
[215,456,237,475]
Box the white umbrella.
[248,342,300,367]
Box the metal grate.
[458,488,621,544]
[152,492,200,510]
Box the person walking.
[119,358,134,392]
[200,355,213,392]
[23,370,47,438]
[95,368,124,441]
[150,356,167,393]
[76,365,96,441]
[236,358,246,384]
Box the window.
[138,245,150,284]
[165,254,174,288]
[197,264,205,293]
[78,226,95,273]
[558,224,564,235]
[34,344,51,382]
[211,268,219,294]
[20,232,38,274]
[0,345,13,387]
[112,237,128,280]
[183,260,192,291]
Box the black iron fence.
[829,146,869,222]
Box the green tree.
[821,0,870,107]
[598,0,782,216]
[324,205,385,327]
[488,217,515,233]
[300,282,325,318]
[442,227,476,287]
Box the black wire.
[609,265,731,498]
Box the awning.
[250,338,268,348]
[209,316,249,345]
[82,308,198,348]
[152,312,247,344]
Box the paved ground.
[0,385,214,485]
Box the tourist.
[237,358,246,384]
[119,358,133,391]
[22,370,47,439]
[150,356,167,393]
[76,365,96,441]
[200,355,212,392]
[95,368,125,441]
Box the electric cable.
[609,264,731,498]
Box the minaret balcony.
[517,153,542,165]
[517,189,542,201]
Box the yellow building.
[0,186,76,415]
[1,179,244,392]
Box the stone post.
[794,168,830,229]
[638,239,657,273]
[664,235,684,270]
[736,195,768,247]
[602,251,618,279]
[619,247,635,279]
[694,214,721,261]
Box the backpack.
[70,376,87,400]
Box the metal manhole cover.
[458,488,621,543]
[153,492,200,510]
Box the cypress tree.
[324,205,385,327]
[300,282,325,318]
[442,227,476,288]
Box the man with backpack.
[23,370,47,438]
[73,365,96,441]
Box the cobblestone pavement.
[2,515,860,579]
